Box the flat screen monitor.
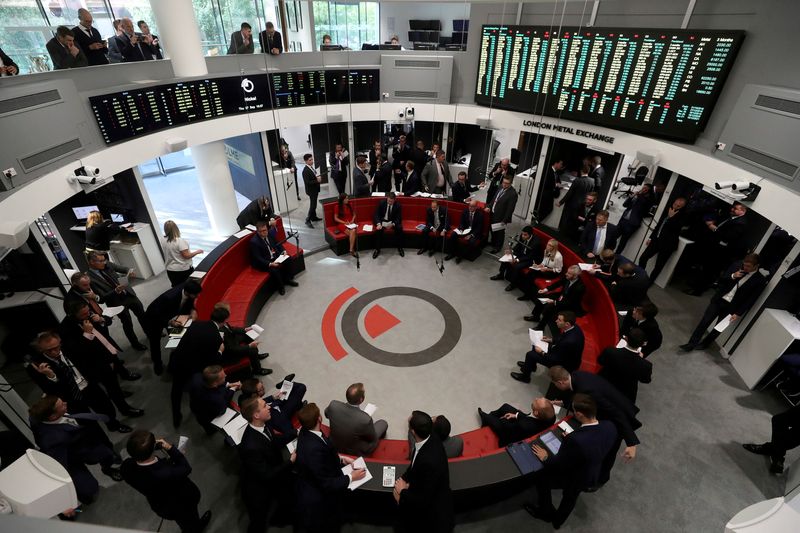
[380,44,401,50]
[321,44,342,51]
[72,205,99,220]
[475,25,745,143]
[110,213,124,223]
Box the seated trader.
[372,191,404,259]
[512,311,585,383]
[238,396,297,532]
[620,301,663,357]
[214,302,271,376]
[228,22,254,54]
[490,225,542,293]
[445,200,484,264]
[122,430,211,533]
[189,365,241,434]
[742,403,800,475]
[478,397,556,447]
[236,195,276,229]
[526,394,618,529]
[239,374,306,439]
[29,395,122,504]
[680,253,767,352]
[525,265,586,330]
[422,149,451,195]
[580,209,618,259]
[408,415,463,459]
[401,161,422,196]
[325,382,389,456]
[143,280,201,375]
[47,26,88,69]
[419,200,449,256]
[598,329,653,405]
[609,262,650,313]
[451,170,481,204]
[249,220,299,296]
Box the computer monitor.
[110,213,124,223]
[361,43,379,51]
[321,44,342,51]
[379,44,401,50]
[72,205,99,220]
[413,43,438,51]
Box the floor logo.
[322,286,462,367]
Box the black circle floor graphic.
[341,286,462,367]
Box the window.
[313,1,378,51]
[0,0,53,74]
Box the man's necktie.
[101,269,118,288]
[53,357,83,401]
[594,230,602,254]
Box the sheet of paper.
[286,438,298,454]
[578,263,596,271]
[371,192,385,197]
[211,407,238,429]
[714,314,734,333]
[382,466,396,487]
[342,457,373,490]
[415,224,427,231]
[101,305,125,318]
[245,224,257,231]
[274,253,290,264]
[233,229,252,239]
[411,191,422,197]
[362,403,377,417]
[558,421,574,435]
[618,310,628,316]
[118,275,130,287]
[177,435,189,453]
[246,324,264,340]
[538,298,553,304]
[362,224,373,232]
[431,194,445,199]
[381,221,393,228]
[499,254,515,263]
[345,223,358,230]
[189,270,206,279]
[165,337,180,349]
[616,338,627,349]
[553,404,563,418]
[279,380,294,400]
[222,414,249,445]
[491,222,506,231]
[420,192,431,198]
[454,228,471,236]
[528,329,549,353]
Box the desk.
[642,235,693,289]
[69,222,164,279]
[730,309,800,389]
[269,168,300,214]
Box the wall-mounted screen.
[475,26,744,142]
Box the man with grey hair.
[525,265,586,332]
[118,18,145,62]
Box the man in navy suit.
[615,184,655,253]
[329,143,350,195]
[189,365,241,434]
[579,210,619,259]
[598,328,653,405]
[394,410,454,533]
[419,200,449,256]
[526,393,618,528]
[239,375,307,439]
[143,280,201,375]
[372,192,404,259]
[294,403,365,532]
[445,200,485,264]
[490,225,542,292]
[525,265,586,330]
[512,311,584,383]
[619,301,663,358]
[249,220,298,295]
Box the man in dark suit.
[525,265,586,328]
[513,311,585,383]
[598,329,653,405]
[411,140,429,175]
[589,155,607,190]
[237,195,276,229]
[47,26,88,69]
[490,225,542,292]
[228,22,254,54]
[609,262,650,313]
[122,430,211,532]
[72,9,108,66]
[638,196,687,284]
[295,403,366,531]
[238,396,297,532]
[485,176,518,253]
[680,253,768,351]
[620,301,663,357]
[557,167,595,237]
[352,155,372,197]
[421,150,451,194]
[394,410,454,533]
[214,302,272,376]
[548,366,641,486]
[580,210,619,259]
[478,397,556,447]
[688,201,749,295]
[189,365,240,434]
[249,221,299,295]
[574,192,599,241]
[535,160,564,222]
[451,170,480,204]
[117,18,146,62]
[325,382,389,456]
[0,46,19,75]
[144,280,201,375]
[485,158,516,205]
[86,250,147,351]
[401,161,422,196]
[239,375,307,438]
[372,192,404,259]
[742,403,800,475]
[302,153,322,228]
[445,200,484,264]
[391,134,413,192]
[137,21,163,60]
[419,200,449,256]
[615,184,655,253]
[64,272,119,344]
[329,143,350,195]
[29,395,122,504]
[259,22,283,54]
[526,394,618,528]
[372,155,392,193]
[107,19,124,63]
[368,139,386,172]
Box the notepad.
[222,414,249,445]
[541,431,562,455]
[211,408,238,429]
[234,229,252,239]
[345,223,358,230]
[362,403,377,417]
[362,224,374,232]
[165,337,180,349]
[246,324,264,340]
[286,438,298,454]
[578,262,596,271]
[274,253,290,264]
[499,254,515,263]
[245,224,257,231]
[189,271,206,279]
[102,305,125,318]
[342,457,372,490]
[371,192,385,197]
[714,314,734,332]
[491,222,506,231]
[528,329,549,353]
[279,380,294,400]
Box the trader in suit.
[215,302,272,376]
[122,430,211,532]
[421,149,452,195]
[451,170,481,203]
[47,26,88,69]
[687,201,749,295]
[295,403,366,531]
[329,143,350,195]
[64,272,118,342]
[680,253,768,351]
[372,192,404,259]
[189,365,241,434]
[259,22,283,55]
[419,200,449,256]
[580,210,619,259]
[86,251,148,350]
[485,176,518,253]
[430,415,463,458]
[615,184,655,253]
[574,192,599,241]
[526,394,618,528]
[609,262,650,313]
[548,366,641,486]
[117,18,146,62]
[352,155,372,197]
[401,161,422,196]
[143,280,201,375]
[490,225,542,292]
[391,134,413,192]
[228,22,254,54]
[72,9,108,66]
[485,158,515,205]
[137,21,163,59]
[525,265,586,328]
[394,410,454,533]
[302,153,322,228]
[557,166,595,237]
[742,403,800,475]
[239,396,297,532]
[372,155,393,193]
[236,195,276,229]
[598,329,653,404]
[325,382,388,456]
[368,139,385,172]
[620,301,663,357]
[512,311,585,383]
[238,375,307,438]
[590,155,607,190]
[535,160,564,222]
[638,196,687,284]
[411,140,429,174]
[478,397,556,447]
[445,200,484,264]
[0,46,19,75]
[29,395,122,504]
[249,221,299,295]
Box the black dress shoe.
[478,408,488,426]
[312,217,323,222]
[305,221,314,229]
[398,248,405,257]
[101,466,123,482]
[523,503,553,523]
[455,257,462,264]
[373,249,380,259]
[504,284,515,292]
[256,368,273,376]
[490,274,504,281]
[131,342,147,351]
[258,352,270,360]
[445,254,454,261]
[517,295,531,301]
[286,280,299,287]
[119,370,142,381]
[510,372,531,383]
[276,373,296,388]
[278,287,286,295]
[742,443,772,456]
[110,423,133,433]
[523,315,537,322]
[122,408,145,418]
[199,510,212,531]
[679,343,696,352]
[516,361,525,369]
[417,248,426,255]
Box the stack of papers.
[101,305,125,318]
[222,415,249,445]
[528,329,549,353]
[274,253,290,264]
[371,192,385,197]
[538,297,553,304]
[245,224,257,231]
[714,315,734,332]
[211,408,238,429]
[499,254,515,263]
[381,221,393,228]
[419,192,432,198]
[453,228,471,236]
[431,194,445,199]
[491,222,506,231]
[246,324,264,340]
[362,403,377,417]
[362,224,374,232]
[616,338,628,349]
[558,420,574,435]
[342,457,372,490]
[234,229,252,239]
[189,271,206,279]
[345,223,358,230]
[279,380,294,400]
[578,263,596,271]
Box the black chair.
[615,166,649,198]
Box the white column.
[152,0,241,236]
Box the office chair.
[615,165,649,198]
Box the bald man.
[478,398,556,447]
[72,8,108,66]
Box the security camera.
[75,175,97,185]
[714,181,735,190]
[405,107,415,119]
[77,165,101,177]
[398,109,405,118]
[730,181,752,191]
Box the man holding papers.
[484,176,518,254]
[394,410,454,533]
[418,200,449,256]
[189,365,240,434]
[512,311,585,383]
[372,192,405,259]
[238,396,297,533]
[214,302,271,376]
[143,280,201,375]
[620,301,663,358]
[239,375,307,439]
[680,253,767,352]
[325,382,388,456]
[525,265,586,330]
[249,220,299,296]
[490,225,542,293]
[445,200,484,264]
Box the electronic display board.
[475,26,744,142]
